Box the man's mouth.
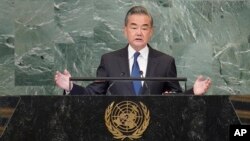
[135,38,143,41]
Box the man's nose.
[136,28,142,36]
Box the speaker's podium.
[0,77,240,141]
[0,95,241,141]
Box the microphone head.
[107,72,125,95]
[139,70,143,75]
[120,72,125,76]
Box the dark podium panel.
[0,96,240,141]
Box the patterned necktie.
[131,52,142,95]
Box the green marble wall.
[0,0,249,95]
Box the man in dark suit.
[55,6,211,95]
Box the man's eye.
[142,26,150,30]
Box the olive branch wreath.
[127,102,150,140]
[105,101,150,140]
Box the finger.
[198,75,207,81]
[64,69,70,75]
[206,78,212,85]
[55,71,66,82]
[54,73,59,81]
[64,69,67,74]
[56,71,63,75]
[162,92,172,96]
[56,71,64,77]
[64,69,71,77]
[198,75,203,78]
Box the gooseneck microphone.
[106,72,125,95]
[139,71,151,95]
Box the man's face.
[124,14,153,50]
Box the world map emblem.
[105,101,150,140]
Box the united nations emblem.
[105,101,150,140]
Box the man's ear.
[123,26,127,38]
[150,27,154,38]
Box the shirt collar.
[128,44,149,60]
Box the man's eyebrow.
[130,23,138,26]
[142,24,150,27]
[129,23,150,27]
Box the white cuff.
[65,82,73,95]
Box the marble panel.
[0,0,249,95]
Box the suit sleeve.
[165,58,194,94]
[69,55,109,95]
[164,58,183,93]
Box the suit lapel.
[117,47,130,76]
[146,47,159,77]
[117,46,135,95]
[141,47,159,95]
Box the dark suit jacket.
[70,44,193,95]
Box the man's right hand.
[54,69,72,91]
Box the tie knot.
[134,52,140,60]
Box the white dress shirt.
[128,45,149,85]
